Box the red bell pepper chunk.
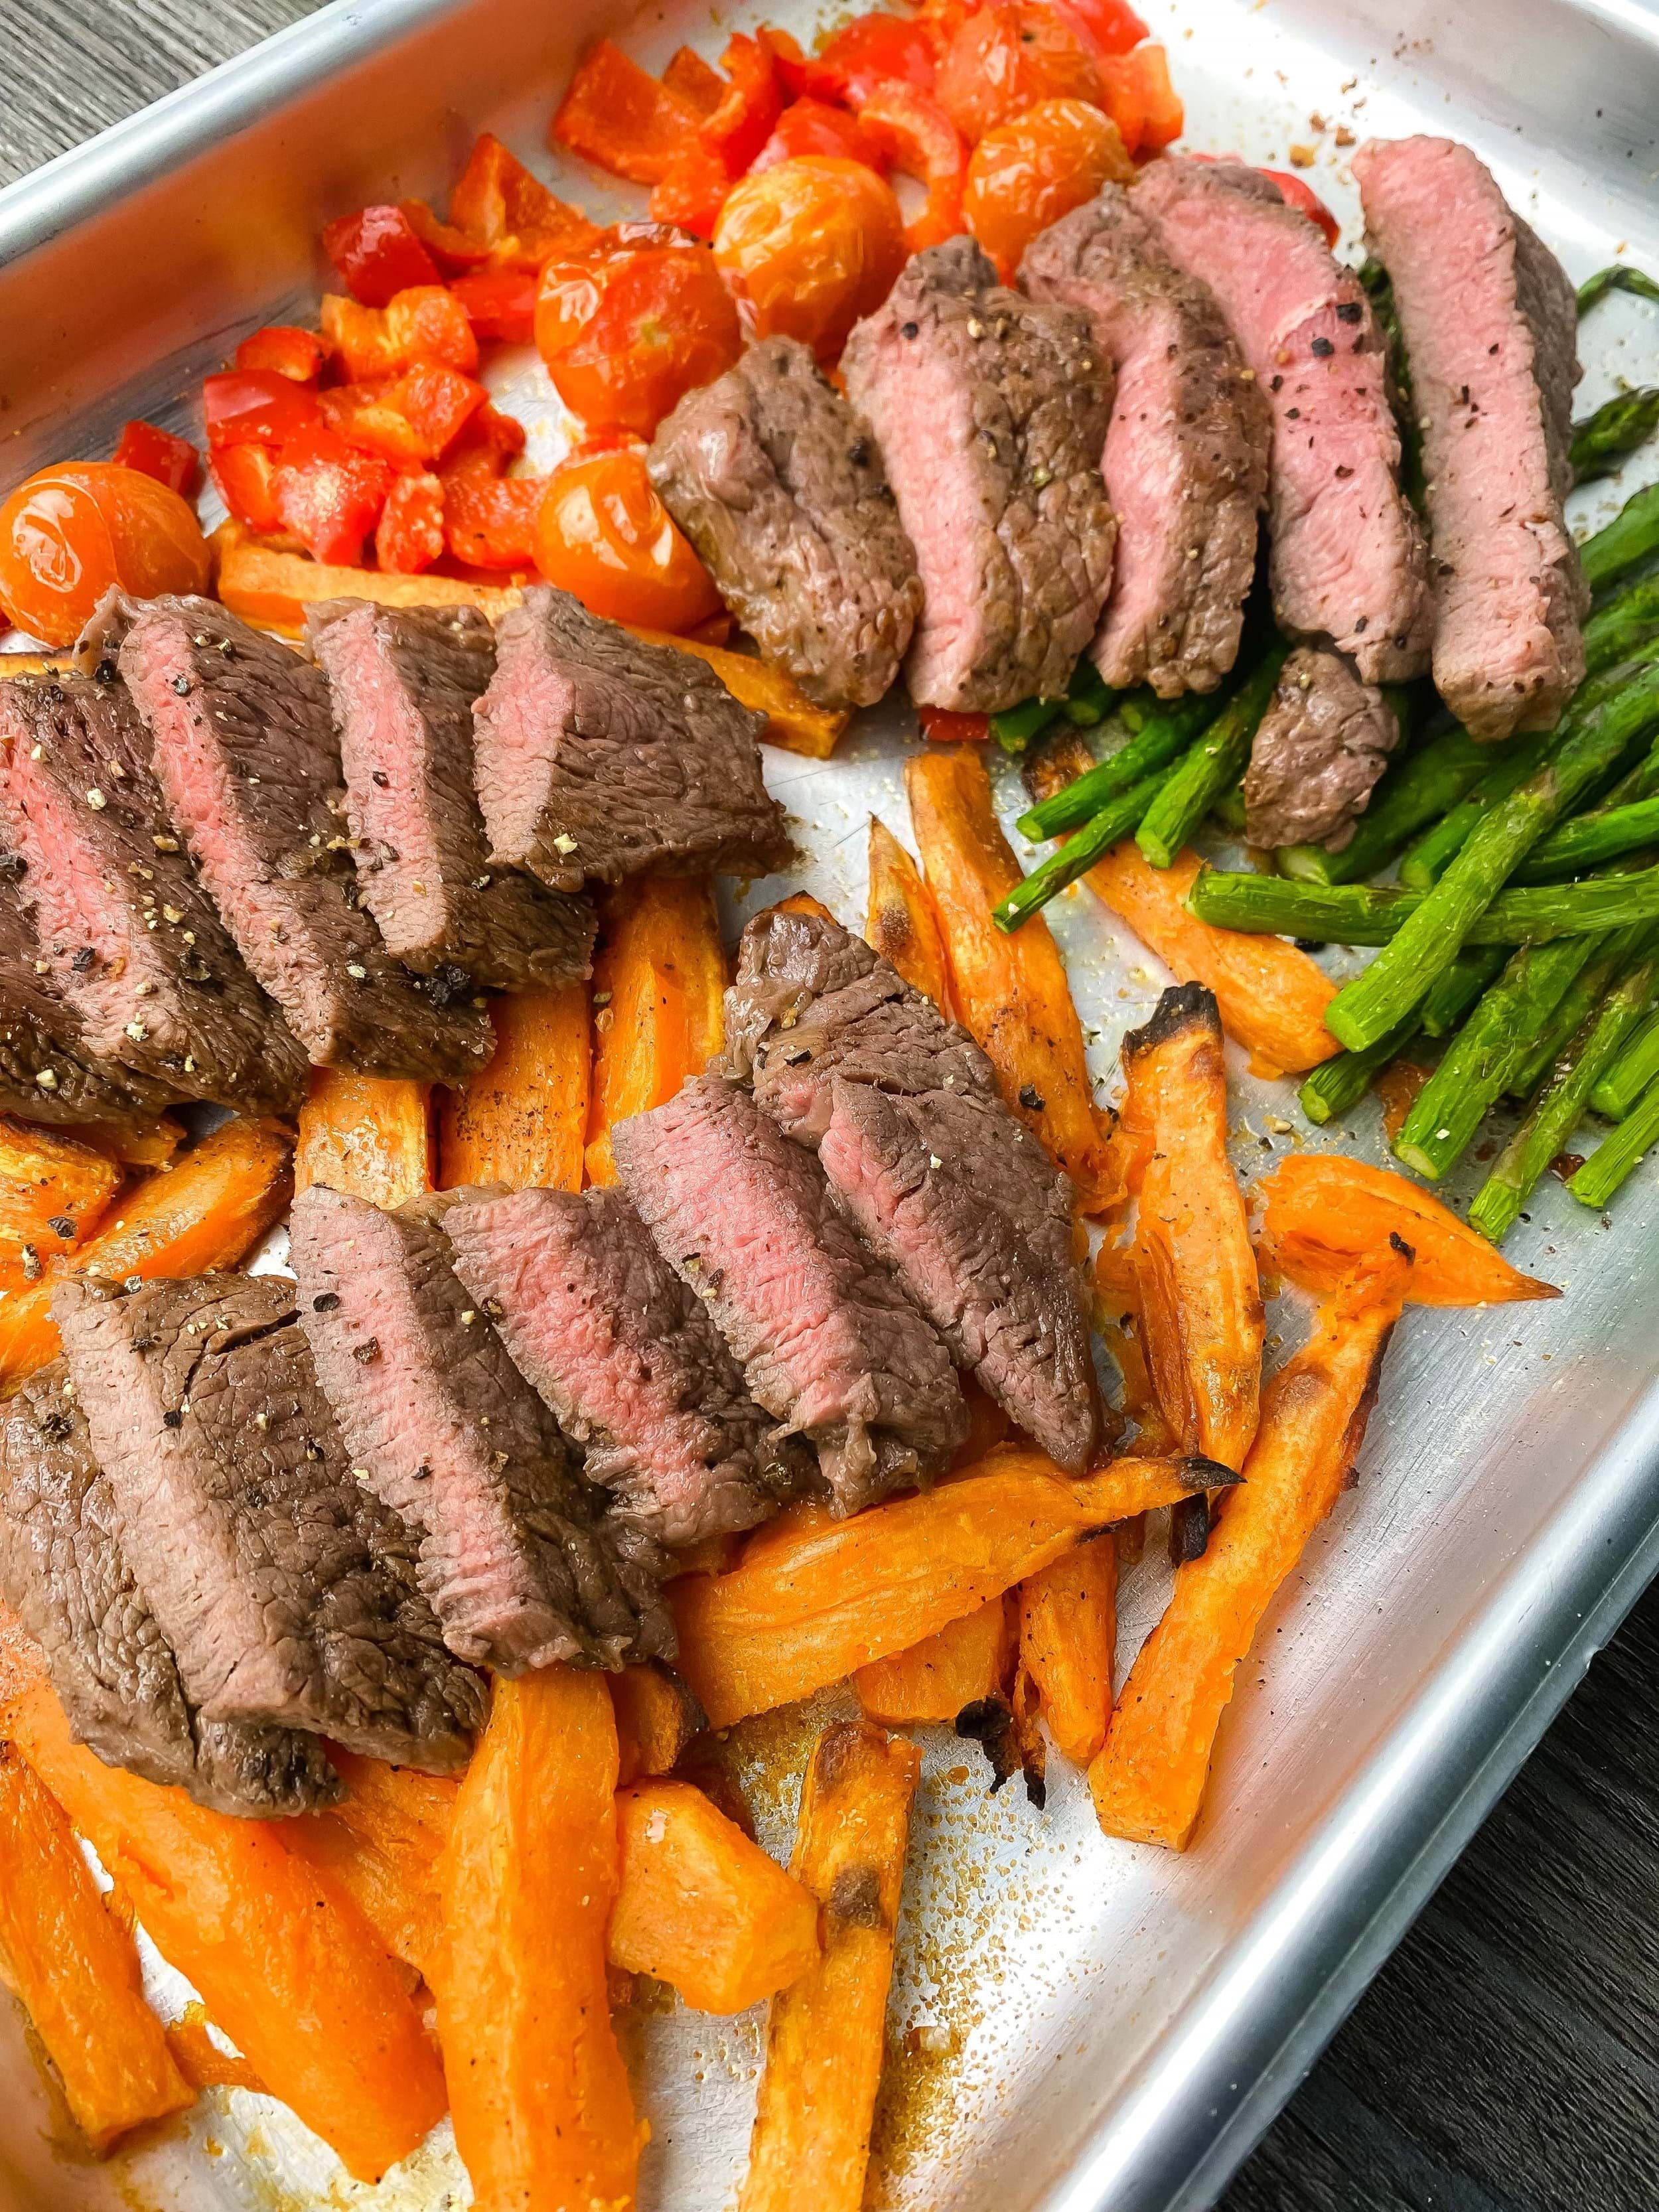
[271,427,393,566]
[439,446,543,571]
[1260,166,1339,246]
[700,33,785,175]
[662,44,726,117]
[376,471,446,573]
[113,420,202,498]
[648,142,737,236]
[322,204,445,307]
[1059,0,1149,57]
[319,383,429,467]
[751,96,887,174]
[453,402,528,465]
[322,287,480,382]
[401,198,494,273]
[233,326,330,383]
[449,133,599,271]
[919,705,990,742]
[386,364,488,458]
[552,38,702,187]
[1098,42,1185,160]
[210,441,283,535]
[858,84,966,251]
[202,370,326,451]
[810,12,940,104]
[450,269,540,344]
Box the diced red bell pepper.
[919,705,990,741]
[233,325,330,383]
[321,204,444,307]
[447,132,599,271]
[113,420,202,498]
[700,33,785,175]
[271,427,393,565]
[453,402,528,465]
[387,363,488,457]
[450,268,540,344]
[202,369,326,450]
[319,382,429,467]
[322,287,480,382]
[400,198,494,273]
[751,96,887,173]
[1060,0,1149,56]
[552,38,701,187]
[798,11,940,105]
[858,84,966,251]
[376,471,445,573]
[439,446,543,570]
[210,441,283,535]
[649,142,737,236]
[662,44,726,116]
[1260,166,1339,246]
[1098,42,1184,160]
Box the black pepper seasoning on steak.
[0,893,183,1130]
[1243,645,1402,849]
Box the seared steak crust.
[0,894,182,1130]
[1244,646,1401,849]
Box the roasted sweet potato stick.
[906,749,1117,1210]
[1016,1536,1118,1767]
[296,1070,432,1209]
[437,984,589,1192]
[1256,1153,1561,1307]
[0,1120,120,1274]
[0,1737,191,2151]
[1090,1239,1412,1849]
[611,1662,704,1786]
[586,878,725,1186]
[853,1593,1014,1724]
[431,1669,642,2212]
[866,816,953,1012]
[285,1750,459,1980]
[0,1118,291,1388]
[738,1721,920,2212]
[3,1681,445,2181]
[71,1114,186,1171]
[672,1446,1235,1728]
[611,1779,822,2014]
[770,891,835,923]
[164,2003,267,2096]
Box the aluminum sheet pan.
[3,3,1659,2209]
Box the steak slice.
[0,893,181,1130]
[723,909,1098,1467]
[0,1361,340,1816]
[647,336,922,713]
[472,585,790,893]
[444,1184,807,1546]
[612,1074,966,1513]
[109,593,492,1080]
[1354,135,1587,738]
[0,673,305,1114]
[1021,186,1271,698]
[55,1272,485,1769]
[289,1182,670,1671]
[1244,646,1401,849]
[1134,157,1432,682]
[305,599,597,990]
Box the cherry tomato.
[535,227,742,437]
[533,449,721,632]
[0,464,210,647]
[714,157,906,360]
[964,99,1133,277]
[792,12,940,104]
[936,4,1106,143]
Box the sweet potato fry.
[1090,1239,1411,1850]
[853,1593,1014,1724]
[296,1070,431,1209]
[437,984,590,1192]
[866,816,952,1012]
[586,878,726,1187]
[0,1737,191,2151]
[611,1779,822,2014]
[163,2003,267,2097]
[5,1681,445,2181]
[284,1750,459,1980]
[0,654,70,680]
[431,1669,642,2212]
[1086,846,1340,1078]
[672,1445,1236,1728]
[611,1662,704,1787]
[771,891,835,922]
[629,623,849,759]
[70,1114,186,1171]
[738,1721,920,2212]
[0,1119,120,1274]
[906,749,1116,1210]
[1015,1535,1118,1768]
[0,1118,292,1388]
[1256,1153,1561,1308]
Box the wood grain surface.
[1,11,1656,2210]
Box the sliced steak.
[0,673,305,1113]
[444,1184,806,1546]
[305,599,597,990]
[1243,646,1401,849]
[55,1272,485,1769]
[0,893,181,1130]
[647,336,922,713]
[0,1361,340,1816]
[723,909,1097,1467]
[1020,186,1271,698]
[841,236,1117,712]
[1354,135,1587,738]
[472,585,790,893]
[1134,157,1432,682]
[289,1182,669,1671]
[108,593,492,1080]
[612,1074,966,1513]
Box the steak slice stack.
[444,1184,807,1546]
[108,594,493,1080]
[0,1361,340,1815]
[1243,646,1401,849]
[306,599,597,992]
[472,585,790,893]
[724,909,1098,1469]
[0,672,306,1114]
[1134,157,1432,682]
[55,1272,485,1771]
[289,1183,670,1671]
[647,335,923,713]
[612,1073,966,1514]
[1021,186,1271,698]
[841,236,1117,713]
[1354,135,1587,738]
[0,895,180,1130]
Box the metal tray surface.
[2,3,1659,2209]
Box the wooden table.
[4,12,1657,2208]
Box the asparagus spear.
[1590,1001,1659,1119]
[989,658,1114,753]
[1396,728,1559,889]
[1062,658,1114,727]
[1570,388,1659,483]
[1137,646,1287,869]
[1504,932,1621,1096]
[1187,864,1659,945]
[992,769,1168,932]
[1580,481,1659,597]
[1567,1074,1659,1208]
[1211,784,1248,834]
[1017,688,1222,840]
[1297,1016,1420,1126]
[1275,721,1492,886]
[1583,575,1659,676]
[1419,944,1508,1037]
[1577,264,1659,315]
[1510,792,1659,882]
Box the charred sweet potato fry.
[1256,1153,1559,1308]
[1090,1238,1412,1850]
[738,1721,920,2212]
[296,1070,432,1209]
[672,1445,1236,1728]
[906,749,1116,1211]
[70,1114,187,1171]
[1015,1536,1118,1768]
[611,1662,704,1787]
[611,1779,822,2014]
[0,1120,121,1277]
[853,1593,1014,1725]
[865,816,953,1012]
[0,1738,192,2151]
[770,891,835,923]
[431,1669,642,2212]
[438,984,590,1192]
[586,878,726,1187]
[285,1751,459,1980]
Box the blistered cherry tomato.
[964,99,1134,276]
[536,228,742,437]
[533,449,721,632]
[936,4,1106,143]
[0,464,210,646]
[714,157,906,360]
